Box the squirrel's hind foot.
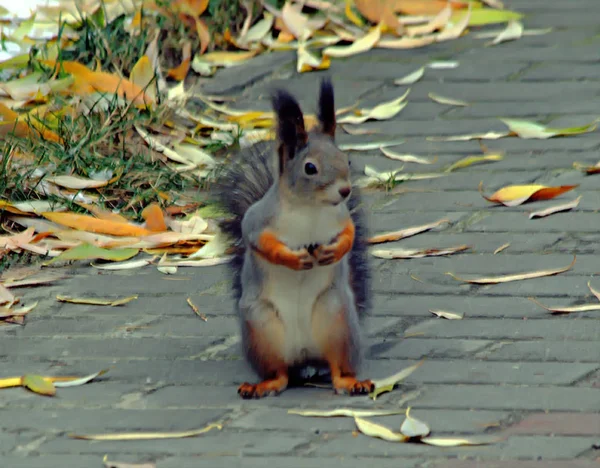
[238,375,288,399]
[332,377,374,396]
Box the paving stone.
[314,433,598,459]
[404,319,600,341]
[39,431,311,456]
[431,460,600,468]
[502,412,600,436]
[483,340,600,362]
[158,456,425,468]
[412,385,600,411]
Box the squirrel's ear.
[317,77,336,138]
[271,88,308,173]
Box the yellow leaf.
[288,408,405,418]
[323,24,382,58]
[130,55,157,102]
[354,417,408,442]
[452,7,523,26]
[488,20,524,45]
[428,92,470,107]
[445,153,503,172]
[371,245,470,259]
[394,66,425,85]
[528,297,600,315]
[338,89,409,124]
[200,50,259,66]
[69,422,222,440]
[422,435,502,446]
[22,374,56,396]
[500,118,597,139]
[448,256,577,285]
[429,309,464,320]
[369,360,424,400]
[0,377,23,389]
[481,183,578,207]
[368,218,449,244]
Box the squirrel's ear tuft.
[317,77,336,138]
[271,88,308,171]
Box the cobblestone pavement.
[2,1,600,467]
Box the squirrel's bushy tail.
[210,141,276,302]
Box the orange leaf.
[0,102,61,142]
[393,0,470,15]
[195,18,211,55]
[354,0,402,30]
[42,60,155,108]
[77,203,129,223]
[174,0,209,17]
[168,42,193,80]
[481,183,579,207]
[41,212,152,237]
[141,204,168,232]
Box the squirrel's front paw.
[291,248,315,271]
[313,243,340,266]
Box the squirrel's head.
[271,78,351,207]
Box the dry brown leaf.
[588,281,600,302]
[429,309,464,320]
[528,297,600,315]
[56,295,138,306]
[368,218,449,244]
[371,245,470,259]
[528,196,581,219]
[167,41,192,81]
[493,243,510,254]
[447,256,576,284]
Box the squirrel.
[211,78,372,399]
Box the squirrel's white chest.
[260,204,346,363]
[273,204,344,248]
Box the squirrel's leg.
[312,289,373,396]
[238,302,289,399]
[252,230,314,271]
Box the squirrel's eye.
[304,162,318,175]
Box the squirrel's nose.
[338,186,351,199]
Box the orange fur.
[332,219,355,261]
[316,310,373,396]
[238,320,289,399]
[255,230,312,270]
